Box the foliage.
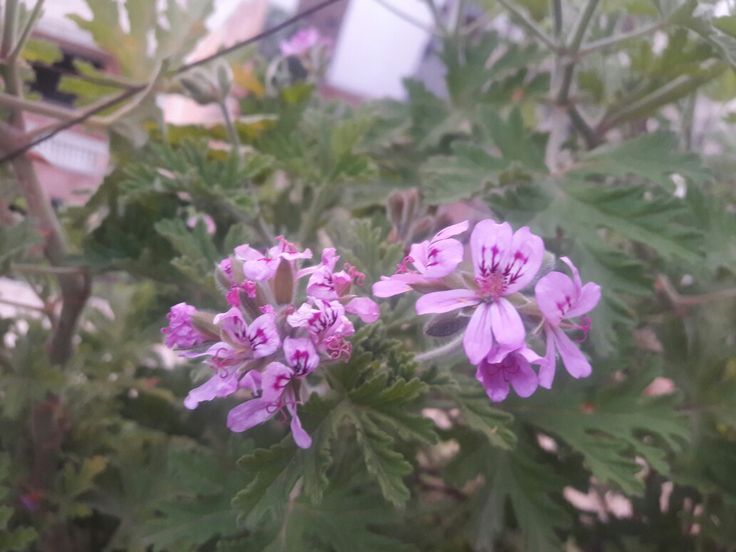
[1,0,736,551]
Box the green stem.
[0,0,19,58]
[414,333,465,364]
[551,0,562,38]
[7,0,45,63]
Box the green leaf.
[0,455,37,552]
[572,132,711,188]
[518,368,689,495]
[437,374,517,450]
[476,106,547,171]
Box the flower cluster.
[373,219,601,402]
[162,236,379,448]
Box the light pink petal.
[247,313,281,358]
[184,370,240,410]
[234,244,262,261]
[286,397,312,448]
[214,307,250,345]
[287,302,317,328]
[432,220,469,241]
[372,277,412,297]
[552,326,592,379]
[307,266,337,300]
[239,370,262,393]
[260,361,292,402]
[566,282,602,318]
[476,362,510,402]
[243,258,279,281]
[416,289,480,315]
[509,356,538,398]
[463,303,494,365]
[226,398,275,432]
[503,226,545,294]
[283,337,319,375]
[420,239,465,278]
[517,346,542,364]
[470,220,512,279]
[485,343,518,364]
[560,256,582,291]
[537,326,557,389]
[345,297,380,323]
[490,298,525,348]
[408,241,431,273]
[534,271,576,326]
[281,248,312,261]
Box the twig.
[0,296,46,313]
[655,274,736,310]
[414,333,465,364]
[556,0,600,105]
[568,104,600,149]
[173,0,343,75]
[0,85,144,164]
[551,0,562,39]
[496,0,558,52]
[7,0,45,63]
[11,263,84,275]
[577,20,665,57]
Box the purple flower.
[283,336,320,376]
[288,299,355,360]
[235,236,312,282]
[476,345,541,402]
[416,220,544,365]
[280,27,325,57]
[226,361,311,448]
[161,303,205,349]
[372,221,469,298]
[535,257,601,388]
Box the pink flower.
[161,303,206,349]
[476,345,541,402]
[235,236,312,282]
[226,361,311,448]
[416,220,544,365]
[288,299,355,360]
[280,27,324,57]
[344,297,380,323]
[302,247,365,300]
[283,336,320,376]
[184,368,241,410]
[535,257,601,388]
[373,221,468,298]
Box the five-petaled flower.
[416,220,544,365]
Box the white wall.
[327,0,440,99]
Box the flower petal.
[463,303,494,365]
[416,289,480,315]
[283,337,319,375]
[566,282,602,319]
[183,370,240,409]
[247,313,281,358]
[490,297,525,348]
[552,326,592,379]
[260,361,292,402]
[503,226,545,294]
[470,220,512,279]
[417,238,464,278]
[286,397,312,449]
[534,271,577,326]
[475,362,509,402]
[433,220,469,241]
[345,297,380,323]
[560,256,582,291]
[537,325,557,389]
[510,356,539,398]
[226,398,275,432]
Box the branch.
[556,0,600,105]
[372,0,441,37]
[173,0,343,74]
[596,61,724,134]
[7,0,45,63]
[496,0,558,52]
[578,20,665,57]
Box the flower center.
[476,272,506,299]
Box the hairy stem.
[496,0,558,51]
[414,333,465,364]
